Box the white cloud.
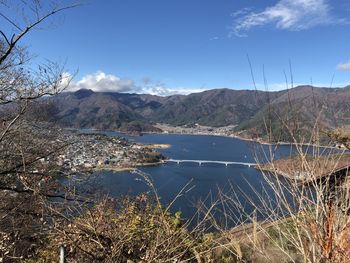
[66,71,206,96]
[231,0,345,37]
[59,72,74,90]
[336,61,350,71]
[230,8,252,18]
[143,86,206,96]
[209,36,219,41]
[67,71,137,93]
[140,78,205,96]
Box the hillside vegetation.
[51,85,350,141]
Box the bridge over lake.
[166,159,256,167]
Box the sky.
[2,0,350,95]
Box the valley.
[49,85,350,143]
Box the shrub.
[35,194,211,262]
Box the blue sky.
[2,0,350,95]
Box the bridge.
[166,159,256,167]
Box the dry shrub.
[210,136,350,262]
[328,128,350,150]
[35,194,215,262]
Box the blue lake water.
[83,131,311,224]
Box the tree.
[0,1,77,261]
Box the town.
[56,131,166,172]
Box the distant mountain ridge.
[50,85,350,140]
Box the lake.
[86,131,308,225]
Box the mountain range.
[49,85,350,141]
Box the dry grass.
[34,193,232,263]
[259,153,350,183]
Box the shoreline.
[142,130,270,143]
[143,130,340,150]
[94,160,166,173]
[70,127,341,150]
[143,143,171,149]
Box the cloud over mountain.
[66,71,206,96]
[67,71,137,93]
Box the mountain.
[236,85,350,141]
[147,89,286,126]
[51,88,282,130]
[49,86,350,140]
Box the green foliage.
[142,151,164,163]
